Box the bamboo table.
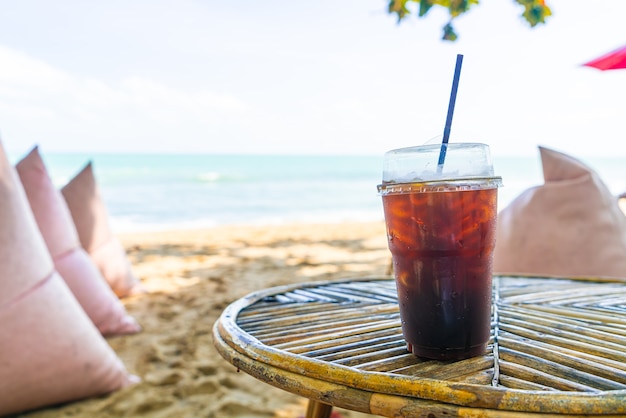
[212,275,626,417]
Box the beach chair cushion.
[15,147,140,336]
[494,146,626,278]
[61,161,143,297]
[0,142,136,417]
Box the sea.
[9,152,626,233]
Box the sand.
[17,221,391,418]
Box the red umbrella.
[583,44,626,70]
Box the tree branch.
[387,0,552,41]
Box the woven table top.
[213,275,626,417]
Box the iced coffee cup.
[377,142,502,361]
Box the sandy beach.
[17,221,390,418]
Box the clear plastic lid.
[377,143,502,194]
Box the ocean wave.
[109,208,385,233]
[196,172,221,182]
[193,171,249,183]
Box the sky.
[0,0,625,158]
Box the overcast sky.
[0,0,624,157]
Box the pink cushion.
[16,147,140,336]
[61,161,143,298]
[494,146,626,278]
[0,141,137,416]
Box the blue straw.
[437,54,464,172]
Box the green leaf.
[418,0,434,17]
[449,0,471,17]
[442,22,458,41]
[388,0,411,22]
[515,0,552,27]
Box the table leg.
[305,399,333,418]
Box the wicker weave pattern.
[215,276,626,415]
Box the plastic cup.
[377,143,502,360]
